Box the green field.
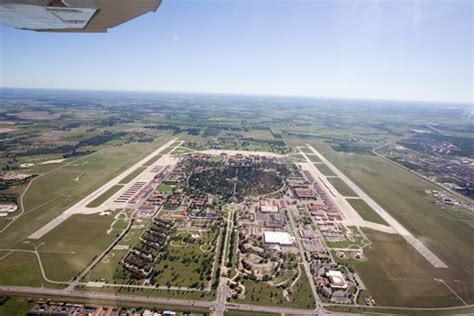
[306,154,322,162]
[156,183,173,193]
[119,166,146,184]
[311,141,474,305]
[0,297,35,316]
[35,213,121,282]
[347,199,387,225]
[314,163,336,176]
[233,265,315,309]
[142,154,162,166]
[0,252,47,287]
[85,249,128,283]
[86,185,123,208]
[327,177,357,197]
[153,230,218,289]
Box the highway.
[0,286,321,315]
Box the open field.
[314,163,336,176]
[36,213,121,282]
[0,138,170,249]
[86,185,123,208]
[153,230,218,289]
[347,198,388,225]
[0,297,35,316]
[143,154,163,166]
[335,229,462,307]
[0,252,45,287]
[232,265,315,309]
[327,177,357,197]
[85,249,128,283]
[119,166,146,184]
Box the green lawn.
[347,198,387,225]
[0,297,35,316]
[233,265,315,309]
[119,166,146,184]
[36,213,121,282]
[0,252,46,287]
[327,177,357,197]
[142,154,162,167]
[306,154,322,162]
[85,249,128,283]
[314,163,336,176]
[86,185,123,208]
[153,230,218,289]
[156,183,173,193]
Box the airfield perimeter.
[1,137,472,315]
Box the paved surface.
[305,144,448,269]
[0,286,321,315]
[28,139,177,239]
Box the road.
[0,286,323,315]
[287,207,321,311]
[305,144,448,269]
[28,138,177,239]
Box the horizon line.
[0,85,472,106]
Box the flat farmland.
[0,137,170,248]
[310,141,474,305]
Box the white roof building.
[264,231,294,246]
[326,270,348,289]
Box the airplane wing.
[0,0,162,32]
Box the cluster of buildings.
[123,218,174,279]
[27,300,177,316]
[310,261,359,304]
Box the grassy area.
[0,297,35,316]
[118,166,146,184]
[86,185,123,208]
[0,252,46,287]
[347,199,387,225]
[76,284,216,301]
[314,163,336,176]
[36,213,121,282]
[0,140,169,249]
[306,154,322,162]
[311,141,474,305]
[327,177,357,197]
[233,265,315,309]
[85,249,128,283]
[153,230,218,288]
[325,305,474,315]
[142,154,162,167]
[156,183,173,193]
[334,229,463,307]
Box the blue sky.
[0,0,472,103]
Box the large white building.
[263,231,294,246]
